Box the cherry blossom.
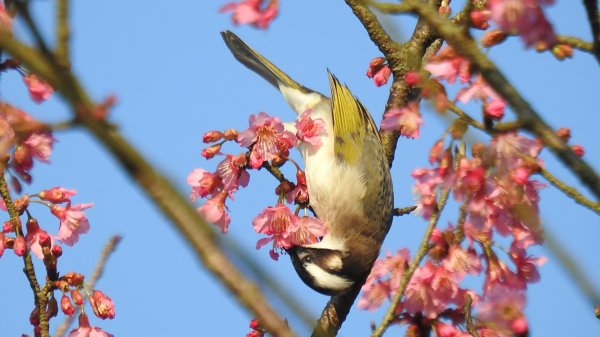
[90,290,115,320]
[253,203,299,258]
[294,109,325,150]
[51,203,93,246]
[23,74,54,103]
[219,0,278,30]
[237,112,296,169]
[380,102,423,138]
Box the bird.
[221,30,394,296]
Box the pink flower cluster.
[487,0,557,48]
[189,111,327,258]
[359,133,547,336]
[366,57,392,87]
[0,103,55,186]
[219,0,278,30]
[1,187,93,260]
[424,47,507,120]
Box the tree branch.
[582,0,600,64]
[404,0,600,201]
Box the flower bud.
[29,307,40,326]
[71,289,85,305]
[201,143,221,159]
[275,181,294,196]
[51,244,63,258]
[202,131,223,143]
[551,44,573,60]
[11,176,22,194]
[3,221,13,233]
[223,128,239,141]
[38,231,51,249]
[470,10,490,30]
[61,294,75,316]
[90,290,116,320]
[13,236,26,256]
[481,30,507,47]
[63,272,85,286]
[404,71,422,86]
[571,144,584,157]
[555,127,571,141]
[429,140,444,164]
[249,319,261,330]
[39,187,76,203]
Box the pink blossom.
[67,313,114,337]
[404,262,463,318]
[39,187,77,204]
[456,75,502,104]
[25,223,53,260]
[23,74,54,103]
[90,290,115,320]
[452,158,486,202]
[23,132,55,163]
[488,133,542,174]
[187,169,222,201]
[424,48,470,84]
[411,167,444,219]
[478,283,528,335]
[253,204,299,255]
[442,245,482,279]
[237,112,296,169]
[380,102,423,138]
[216,154,250,194]
[294,110,325,150]
[488,0,556,48]
[434,322,471,337]
[198,192,230,233]
[289,216,326,246]
[509,249,546,284]
[219,0,278,30]
[359,249,410,310]
[51,203,93,246]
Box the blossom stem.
[556,35,595,52]
[0,170,50,337]
[463,293,480,337]
[371,188,451,337]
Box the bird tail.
[221,30,305,92]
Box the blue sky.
[0,1,599,336]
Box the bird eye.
[301,255,312,264]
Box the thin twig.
[55,235,121,337]
[371,188,451,337]
[556,35,595,52]
[394,205,417,216]
[538,165,600,215]
[463,293,480,337]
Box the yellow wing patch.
[328,72,380,164]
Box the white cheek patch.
[305,264,352,292]
[323,254,343,272]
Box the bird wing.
[328,72,381,165]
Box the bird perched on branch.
[222,30,394,296]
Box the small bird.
[222,31,394,296]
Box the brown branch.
[538,164,600,215]
[0,167,50,337]
[0,32,296,337]
[371,188,450,337]
[55,235,121,337]
[582,0,600,63]
[55,0,70,66]
[404,0,600,201]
